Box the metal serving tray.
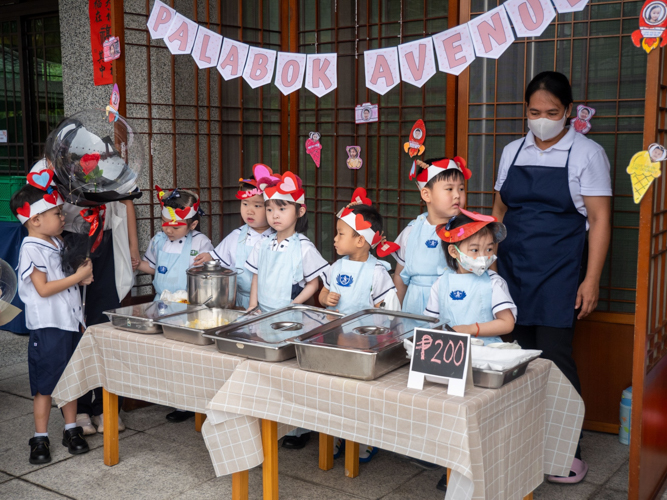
[470,354,541,389]
[290,309,444,381]
[202,305,344,361]
[156,308,249,346]
[104,301,206,334]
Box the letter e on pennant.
[432,25,476,76]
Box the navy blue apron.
[498,139,587,329]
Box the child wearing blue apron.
[391,157,472,315]
[425,207,517,343]
[194,165,275,308]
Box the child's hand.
[79,275,94,286]
[452,324,475,335]
[193,252,212,266]
[131,257,140,270]
[322,292,340,307]
[75,259,94,282]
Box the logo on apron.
[157,266,168,274]
[450,290,466,300]
[190,250,198,256]
[425,239,438,248]
[336,274,354,287]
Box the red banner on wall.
[89,0,113,86]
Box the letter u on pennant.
[503,0,555,37]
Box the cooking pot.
[186,261,239,309]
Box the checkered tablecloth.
[204,357,584,500]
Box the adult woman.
[492,71,612,484]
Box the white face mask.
[455,245,497,277]
[527,112,568,141]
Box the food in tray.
[160,290,189,303]
[185,317,230,329]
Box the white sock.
[34,432,48,437]
[64,423,77,431]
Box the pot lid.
[186,261,238,277]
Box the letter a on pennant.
[503,0,555,37]
[274,52,306,96]
[551,0,589,13]
[305,53,338,97]
[398,38,437,88]
[217,38,249,81]
[191,26,223,69]
[164,14,198,55]
[242,46,277,89]
[364,47,401,95]
[147,0,175,39]
[432,25,476,76]
[467,6,515,59]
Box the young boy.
[12,173,94,464]
[193,164,275,308]
[392,157,471,315]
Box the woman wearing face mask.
[492,71,612,484]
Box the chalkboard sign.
[407,327,473,396]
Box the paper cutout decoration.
[632,0,667,53]
[503,0,556,37]
[106,84,120,123]
[551,0,589,13]
[404,120,426,157]
[305,132,322,168]
[274,52,306,96]
[432,25,476,76]
[346,146,363,170]
[305,53,338,97]
[468,5,515,59]
[627,144,664,203]
[103,36,121,62]
[355,103,379,123]
[571,105,596,134]
[217,39,249,81]
[243,46,277,89]
[147,0,176,39]
[364,47,401,95]
[191,26,223,69]
[397,39,437,88]
[164,13,199,55]
[88,0,113,85]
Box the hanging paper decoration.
[551,0,590,13]
[88,0,113,85]
[627,144,665,203]
[305,53,338,97]
[632,0,667,53]
[217,39,249,81]
[432,25,476,76]
[571,105,595,134]
[397,38,437,88]
[164,13,199,55]
[355,103,379,123]
[106,84,120,123]
[346,146,363,170]
[468,5,515,59]
[275,52,307,96]
[404,120,426,157]
[305,132,322,168]
[103,36,121,62]
[192,26,223,69]
[364,47,401,95]
[147,0,176,39]
[503,0,556,37]
[243,46,277,89]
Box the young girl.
[138,186,214,300]
[193,164,275,308]
[424,208,516,344]
[246,171,328,313]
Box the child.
[193,164,275,308]
[424,208,516,344]
[392,157,471,315]
[319,188,398,314]
[12,174,93,464]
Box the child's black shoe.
[62,427,89,455]
[29,436,51,464]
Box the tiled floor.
[0,330,659,500]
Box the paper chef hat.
[155,185,202,227]
[263,171,306,204]
[236,163,281,200]
[409,156,471,190]
[436,207,507,244]
[15,169,64,224]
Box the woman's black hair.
[419,157,465,189]
[525,71,573,108]
[10,185,47,222]
[266,198,309,233]
[348,204,383,238]
[163,189,201,227]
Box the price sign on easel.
[407,328,473,396]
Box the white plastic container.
[619,386,632,445]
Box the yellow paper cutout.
[627,150,662,203]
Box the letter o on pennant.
[274,52,306,96]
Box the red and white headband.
[409,156,471,190]
[155,185,201,227]
[236,163,281,200]
[16,169,64,224]
[263,171,306,204]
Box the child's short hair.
[266,198,309,233]
[239,179,257,192]
[348,204,383,239]
[163,189,201,226]
[420,157,466,189]
[442,224,498,271]
[10,185,47,224]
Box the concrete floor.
[0,329,658,500]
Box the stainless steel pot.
[186,261,238,308]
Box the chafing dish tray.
[202,305,344,361]
[290,309,444,381]
[155,308,249,345]
[470,355,540,389]
[104,301,207,334]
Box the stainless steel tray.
[471,355,540,389]
[203,305,344,361]
[104,301,206,334]
[290,309,444,381]
[156,308,248,345]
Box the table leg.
[344,440,359,478]
[319,433,334,471]
[102,389,119,466]
[231,470,249,500]
[447,467,451,482]
[523,493,533,500]
[261,419,278,500]
[194,412,206,432]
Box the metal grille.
[461,0,646,313]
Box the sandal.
[547,458,588,484]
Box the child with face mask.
[423,208,516,344]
